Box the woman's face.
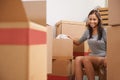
[88,13,99,28]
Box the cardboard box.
[52,59,74,76]
[52,39,88,58]
[56,20,86,38]
[98,7,108,26]
[0,0,47,80]
[55,20,89,56]
[108,0,120,26]
[53,39,73,58]
[107,26,120,80]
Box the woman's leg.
[104,57,107,68]
[103,57,107,80]
[83,56,105,80]
[74,56,84,80]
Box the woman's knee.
[75,56,84,63]
[98,57,106,66]
[103,57,107,68]
[82,56,91,64]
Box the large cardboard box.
[108,0,120,26]
[56,20,89,56]
[0,0,47,80]
[107,26,120,80]
[53,39,73,59]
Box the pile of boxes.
[107,0,120,80]
[55,20,89,57]
[52,20,89,78]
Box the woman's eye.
[89,18,97,21]
[89,18,92,20]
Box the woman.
[70,10,107,80]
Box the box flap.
[23,1,46,26]
[0,0,28,22]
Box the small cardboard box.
[0,0,47,80]
[107,26,120,80]
[52,59,74,76]
[53,39,73,58]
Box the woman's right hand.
[68,36,80,46]
[67,36,73,40]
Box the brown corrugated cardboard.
[53,39,73,58]
[56,20,86,38]
[23,0,46,26]
[0,0,27,22]
[52,59,73,76]
[108,0,120,26]
[107,26,120,80]
[47,25,53,73]
[0,0,47,80]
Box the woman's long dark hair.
[87,9,103,40]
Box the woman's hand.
[67,36,80,46]
[67,35,73,40]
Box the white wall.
[47,0,106,26]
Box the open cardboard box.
[55,20,90,57]
[0,0,47,80]
[53,39,73,59]
[52,39,89,59]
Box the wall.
[47,0,106,26]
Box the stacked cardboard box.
[0,0,47,80]
[52,59,74,77]
[53,39,73,58]
[107,0,120,80]
[52,39,73,77]
[98,7,108,26]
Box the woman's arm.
[73,39,81,46]
[68,29,88,46]
[68,36,80,46]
